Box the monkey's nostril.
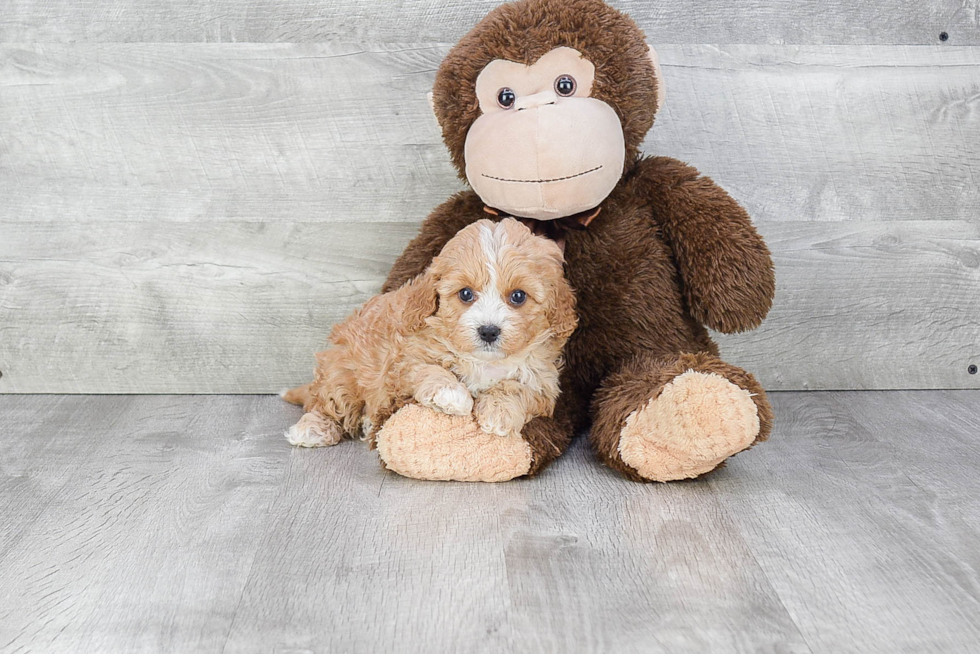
[478,325,501,344]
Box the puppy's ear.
[540,237,566,268]
[402,270,440,332]
[548,279,578,340]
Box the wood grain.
[2,391,979,651]
[717,219,980,391]
[0,396,134,561]
[711,391,980,652]
[1,219,977,393]
[0,44,464,226]
[496,444,812,652]
[0,395,292,653]
[2,44,978,391]
[0,221,417,393]
[222,436,519,652]
[3,44,978,225]
[653,45,980,225]
[1,0,977,45]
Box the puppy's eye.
[497,88,516,109]
[509,290,527,306]
[555,75,576,97]
[458,288,475,303]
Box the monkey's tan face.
[464,47,626,221]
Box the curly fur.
[291,0,776,481]
[381,0,775,479]
[285,219,577,446]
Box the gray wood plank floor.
[1,391,978,652]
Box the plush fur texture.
[382,157,775,478]
[285,218,577,447]
[591,352,773,482]
[432,0,658,178]
[286,0,775,482]
[374,0,775,482]
[618,372,759,482]
[376,404,532,482]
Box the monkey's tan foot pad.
[376,404,531,482]
[618,370,760,482]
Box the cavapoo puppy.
[283,218,577,447]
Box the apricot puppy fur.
[284,218,577,447]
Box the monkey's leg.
[374,394,577,482]
[590,352,773,482]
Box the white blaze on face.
[460,223,512,352]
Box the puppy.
[283,218,577,447]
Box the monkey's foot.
[376,404,531,482]
[618,371,760,482]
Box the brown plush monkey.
[344,0,774,482]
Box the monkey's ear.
[426,91,441,129]
[647,44,666,112]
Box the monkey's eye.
[509,290,527,306]
[497,88,516,109]
[555,75,577,96]
[458,288,475,303]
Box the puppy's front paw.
[475,395,525,437]
[285,412,344,447]
[424,384,474,416]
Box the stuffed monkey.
[334,0,775,482]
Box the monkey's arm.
[637,156,775,333]
[382,192,483,292]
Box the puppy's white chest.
[462,362,514,394]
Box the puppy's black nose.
[478,324,501,344]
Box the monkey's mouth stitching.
[482,165,603,184]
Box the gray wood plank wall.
[1,3,978,392]
[1,0,977,44]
